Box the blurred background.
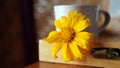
[35,0,120,39]
[0,0,120,68]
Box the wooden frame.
[20,0,38,66]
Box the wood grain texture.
[26,61,103,68]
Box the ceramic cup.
[54,5,110,40]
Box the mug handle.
[98,10,110,33]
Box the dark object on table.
[92,48,120,59]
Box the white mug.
[54,5,110,40]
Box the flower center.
[61,28,75,41]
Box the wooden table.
[26,30,120,68]
[26,61,103,68]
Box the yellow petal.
[71,13,86,27]
[68,10,77,19]
[62,42,72,62]
[52,42,63,58]
[76,32,94,41]
[73,18,91,32]
[74,37,89,50]
[54,19,63,30]
[77,47,90,61]
[78,47,90,56]
[61,16,68,27]
[54,16,67,30]
[68,11,81,27]
[74,32,94,50]
[44,31,60,43]
[69,42,84,60]
[54,11,76,30]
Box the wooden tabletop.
[26,61,103,68]
[26,30,120,68]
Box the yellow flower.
[44,10,95,61]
